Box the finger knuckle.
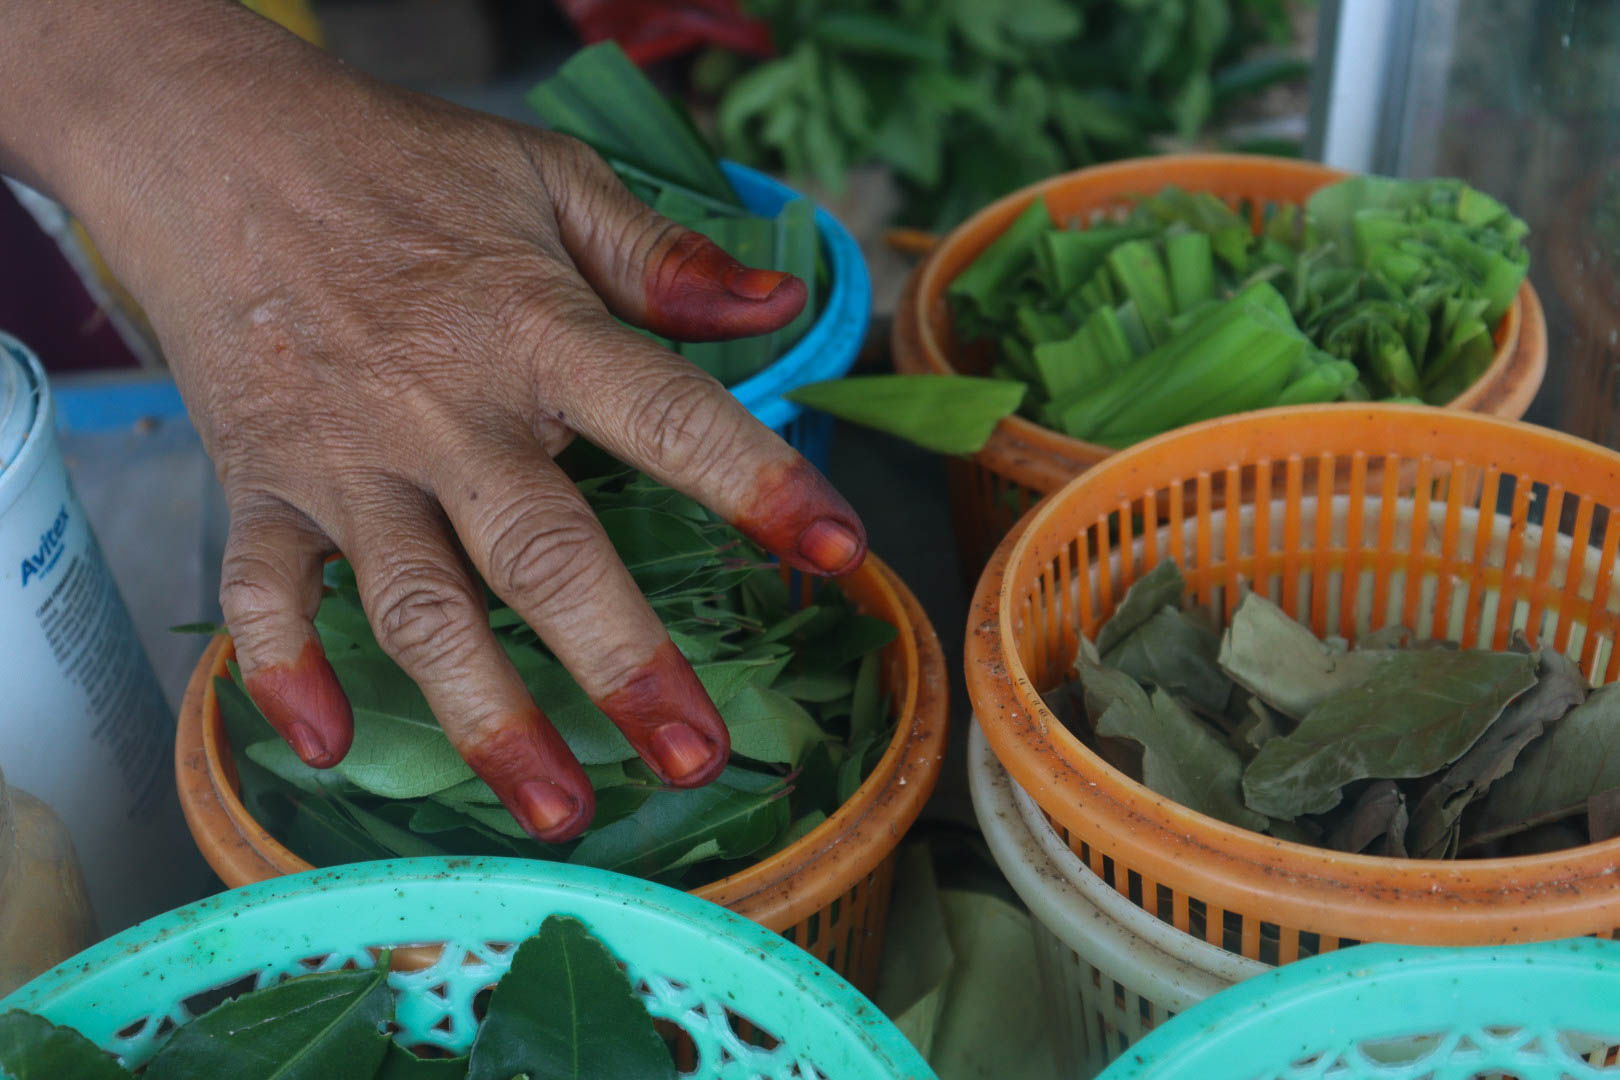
[218,566,289,642]
[370,574,483,673]
[484,502,611,610]
[626,370,737,475]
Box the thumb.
[540,134,808,343]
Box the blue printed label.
[19,504,69,588]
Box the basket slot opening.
[179,972,259,1023]
[1258,921,1282,967]
[1186,898,1207,943]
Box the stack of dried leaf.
[1046,561,1620,859]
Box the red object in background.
[554,0,774,66]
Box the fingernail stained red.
[284,722,326,765]
[462,715,596,843]
[245,641,352,768]
[597,640,729,787]
[648,724,717,781]
[723,266,791,301]
[514,780,581,839]
[733,457,868,576]
[643,232,807,342]
[797,520,862,575]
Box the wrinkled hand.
[26,11,866,842]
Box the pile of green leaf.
[790,175,1530,454]
[701,0,1310,230]
[1047,560,1620,859]
[214,466,897,887]
[527,42,826,387]
[0,916,686,1078]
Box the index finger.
[539,324,867,577]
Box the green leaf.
[1218,593,1398,719]
[244,738,357,797]
[327,654,476,798]
[467,915,675,1080]
[500,646,637,766]
[948,198,1052,314]
[813,13,948,63]
[1084,659,1265,830]
[1323,780,1408,856]
[568,774,788,878]
[1408,649,1587,857]
[722,684,831,766]
[527,43,737,206]
[849,651,886,746]
[376,1044,469,1078]
[1476,682,1620,841]
[1096,560,1185,655]
[597,507,716,593]
[216,672,279,755]
[0,1012,125,1080]
[1105,607,1232,716]
[145,967,392,1080]
[788,375,1027,456]
[1242,649,1539,819]
[795,613,899,674]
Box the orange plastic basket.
[176,554,948,993]
[894,154,1549,578]
[966,404,1620,962]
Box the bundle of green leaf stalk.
[791,175,1530,454]
[216,461,898,886]
[1053,561,1620,860]
[0,916,690,1079]
[528,42,827,386]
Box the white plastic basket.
[968,719,1265,1078]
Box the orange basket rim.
[965,403,1620,946]
[896,153,1543,472]
[176,552,948,933]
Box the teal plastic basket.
[1097,939,1620,1080]
[0,857,934,1079]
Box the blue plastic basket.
[722,161,870,471]
[47,163,869,471]
[1096,939,1620,1080]
[0,857,933,1078]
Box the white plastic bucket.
[967,719,1264,1079]
[0,333,207,932]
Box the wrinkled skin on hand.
[2,7,866,843]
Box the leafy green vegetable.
[1085,658,1267,830]
[375,1045,469,1078]
[710,0,1311,232]
[468,916,676,1080]
[794,177,1530,455]
[0,918,684,1080]
[218,465,896,890]
[1242,649,1538,819]
[0,1012,125,1080]
[1406,649,1587,857]
[1046,557,1620,860]
[526,43,823,388]
[1476,683,1620,842]
[144,967,393,1080]
[1219,592,1396,720]
[786,375,1026,455]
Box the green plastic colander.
[0,857,934,1078]
[1097,939,1620,1080]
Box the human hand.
[2,4,866,843]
